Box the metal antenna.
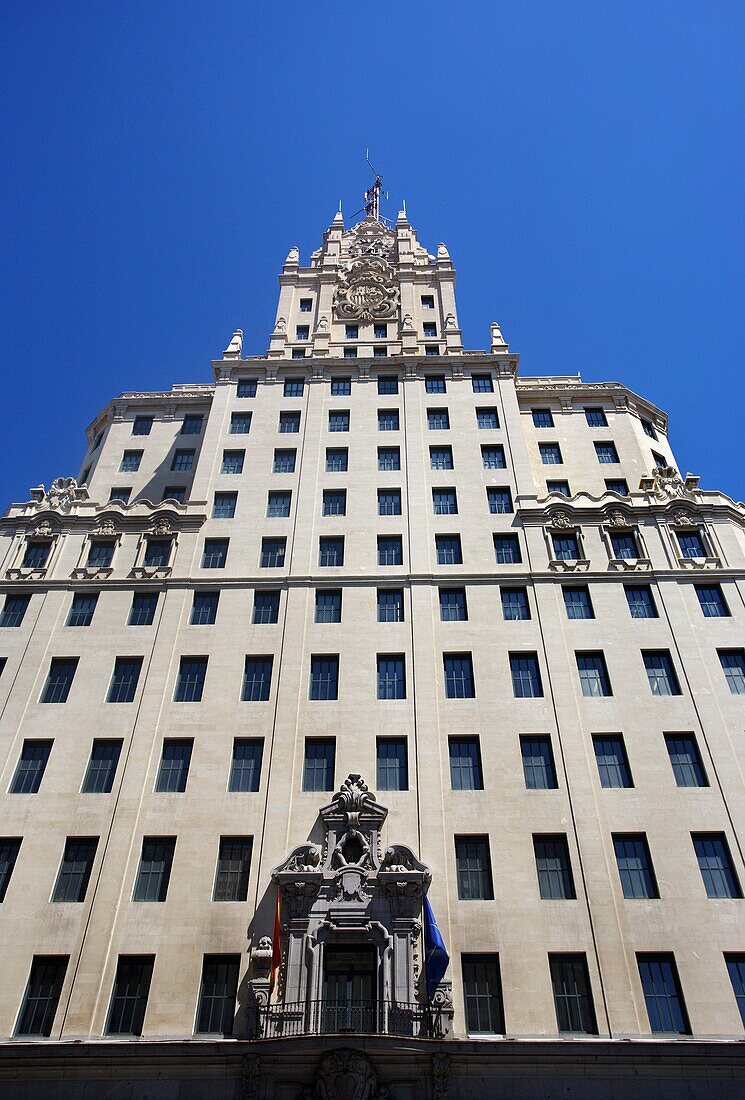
[363,150,388,221]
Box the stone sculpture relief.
[299,1048,386,1100]
[30,477,88,513]
[334,256,399,320]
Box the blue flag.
[423,894,450,1000]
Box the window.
[610,532,639,560]
[585,407,607,427]
[594,441,619,464]
[593,735,632,788]
[549,955,597,1034]
[693,833,741,898]
[322,489,346,517]
[439,587,467,621]
[430,445,454,470]
[261,537,286,568]
[433,488,458,515]
[421,295,435,309]
[521,736,557,789]
[52,838,98,902]
[532,408,554,427]
[725,956,745,1027]
[436,535,462,565]
[171,449,195,472]
[613,834,658,899]
[202,538,229,568]
[449,737,483,790]
[378,408,399,431]
[719,650,745,695]
[10,741,52,793]
[539,443,562,465]
[534,835,576,899]
[640,416,658,440]
[471,374,493,393]
[242,656,273,702]
[82,740,122,794]
[563,586,594,620]
[196,957,240,1037]
[267,490,292,518]
[237,379,257,397]
[310,655,339,700]
[424,345,439,357]
[378,489,401,516]
[676,530,707,560]
[665,733,707,788]
[229,413,251,435]
[428,408,450,430]
[695,584,729,617]
[326,446,349,472]
[0,839,21,902]
[605,478,629,495]
[652,451,667,468]
[423,322,437,338]
[377,374,397,392]
[15,957,68,1037]
[377,589,404,622]
[106,956,154,1036]
[493,534,521,564]
[299,298,312,312]
[343,347,356,358]
[273,448,296,473]
[253,590,279,624]
[181,414,203,435]
[22,541,51,569]
[129,592,157,626]
[501,587,530,620]
[110,486,133,503]
[163,486,186,504]
[444,653,475,698]
[155,740,192,793]
[625,585,657,618]
[643,650,681,696]
[295,325,309,340]
[221,449,244,474]
[576,652,612,697]
[455,836,493,900]
[1,593,30,627]
[87,540,115,568]
[213,491,237,518]
[143,539,171,568]
[283,378,304,397]
[345,324,359,339]
[487,487,513,514]
[374,324,390,340]
[377,738,408,791]
[229,739,263,792]
[328,410,350,433]
[378,446,400,471]
[377,654,406,699]
[319,536,344,567]
[132,416,153,436]
[279,411,301,434]
[134,837,175,902]
[107,657,143,703]
[462,956,504,1035]
[331,377,351,396]
[213,839,252,903]
[315,589,342,623]
[552,533,580,561]
[40,658,78,703]
[547,480,570,496]
[476,407,499,430]
[637,955,690,1034]
[510,653,543,698]
[303,739,335,791]
[120,450,142,472]
[174,656,208,702]
[425,375,446,393]
[482,444,507,470]
[92,431,104,450]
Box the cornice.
[515,376,668,430]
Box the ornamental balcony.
[254,999,447,1040]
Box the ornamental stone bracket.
[548,558,591,572]
[607,557,652,571]
[129,566,172,580]
[298,1048,388,1100]
[70,566,114,580]
[676,556,722,570]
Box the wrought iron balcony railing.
[254,998,446,1040]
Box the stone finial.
[284,246,299,266]
[332,209,344,226]
[437,242,450,260]
[396,207,409,227]
[223,329,243,358]
[490,321,508,350]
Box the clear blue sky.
[2,2,743,504]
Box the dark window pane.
[378,447,400,471]
[129,593,158,626]
[695,585,728,618]
[303,739,335,791]
[315,589,342,623]
[67,593,98,627]
[155,739,193,793]
[576,652,612,697]
[106,956,154,1035]
[202,539,229,569]
[563,586,594,619]
[439,588,467,621]
[376,738,408,791]
[0,594,30,627]
[273,448,296,473]
[510,654,543,698]
[613,834,658,898]
[493,535,521,563]
[444,653,475,698]
[10,741,52,793]
[52,838,98,902]
[319,537,344,567]
[430,446,453,470]
[133,838,175,902]
[242,657,273,702]
[725,955,745,1027]
[132,416,153,435]
[107,657,143,703]
[532,408,553,427]
[611,532,639,560]
[310,655,339,700]
[174,656,208,702]
[436,535,462,565]
[196,956,240,1036]
[433,489,458,515]
[229,739,263,793]
[665,734,707,788]
[377,655,406,699]
[719,650,745,695]
[637,954,690,1034]
[171,449,195,472]
[0,839,22,901]
[625,586,657,618]
[487,487,513,514]
[593,736,632,788]
[261,538,286,567]
[22,542,52,568]
[229,413,251,435]
[237,379,257,397]
[377,589,404,622]
[449,738,483,791]
[585,407,607,427]
[594,442,619,464]
[253,591,279,624]
[323,489,346,516]
[267,491,291,518]
[82,740,122,794]
[378,490,402,516]
[501,587,530,620]
[455,835,493,900]
[643,651,681,696]
[191,591,219,625]
[521,737,557,789]
[539,444,562,465]
[693,833,742,898]
[326,448,348,472]
[550,955,597,1034]
[87,540,115,568]
[213,839,252,903]
[213,491,237,518]
[534,835,575,899]
[462,955,504,1034]
[378,535,403,566]
[677,532,706,559]
[15,957,68,1037]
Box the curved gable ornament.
[334,257,399,321]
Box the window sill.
[677,556,722,570]
[6,567,47,580]
[71,566,114,580]
[130,566,172,579]
[607,557,652,571]
[548,558,591,573]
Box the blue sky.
[2,2,744,503]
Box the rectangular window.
[605,478,629,495]
[15,957,68,1037]
[174,656,208,702]
[593,735,632,788]
[430,445,454,470]
[439,587,467,621]
[109,487,132,503]
[585,407,608,427]
[377,535,403,566]
[563,586,594,619]
[213,491,237,519]
[40,658,78,703]
[252,590,279,624]
[378,408,399,431]
[267,490,292,518]
[476,407,499,429]
[719,650,745,695]
[273,448,296,473]
[436,534,462,565]
[482,444,507,469]
[237,379,257,397]
[693,833,742,898]
[229,739,263,792]
[547,480,570,496]
[299,298,312,312]
[378,489,401,516]
[319,536,344,567]
[532,408,554,427]
[106,956,154,1036]
[376,738,408,791]
[134,837,175,902]
[665,733,707,788]
[295,325,309,341]
[202,538,229,569]
[66,593,98,628]
[643,650,682,696]
[449,737,483,790]
[331,377,351,396]
[328,410,350,432]
[22,541,52,569]
[421,295,435,309]
[625,585,657,618]
[87,540,115,568]
[107,657,143,703]
[576,651,612,697]
[303,738,335,791]
[322,489,346,517]
[343,347,356,358]
[377,588,404,623]
[425,375,446,394]
[377,654,406,699]
[129,592,157,626]
[595,441,620,464]
[462,955,504,1035]
[444,653,475,699]
[310,655,339,701]
[499,587,529,621]
[221,449,244,474]
[171,449,195,472]
[423,323,437,338]
[637,954,690,1034]
[315,589,342,623]
[455,835,493,900]
[226,413,250,438]
[279,411,301,434]
[695,584,729,617]
[163,485,186,504]
[425,345,440,357]
[283,378,304,397]
[534,835,576,899]
[725,955,745,1027]
[613,834,658,898]
[433,488,458,515]
[549,955,597,1034]
[472,374,493,393]
[552,534,580,561]
[539,443,562,465]
[0,839,21,902]
[521,736,557,789]
[120,450,142,472]
[52,838,98,902]
[373,347,388,358]
[326,447,349,472]
[213,839,252,903]
[132,416,153,436]
[143,539,171,568]
[190,591,219,626]
[181,414,203,435]
[510,653,543,698]
[377,374,397,392]
[82,740,122,794]
[378,446,400,471]
[345,324,359,339]
[493,534,521,564]
[641,417,658,440]
[196,956,240,1037]
[652,451,667,468]
[242,656,273,702]
[155,739,193,793]
[427,408,450,430]
[260,537,286,568]
[610,532,639,560]
[487,487,513,514]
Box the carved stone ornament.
[94,518,117,536]
[650,465,686,499]
[334,256,399,321]
[672,509,695,528]
[300,1048,384,1100]
[445,312,457,329]
[251,936,273,977]
[241,1053,261,1100]
[274,316,287,333]
[606,510,631,528]
[223,329,243,358]
[347,218,395,260]
[148,516,173,535]
[32,477,87,514]
[32,520,55,538]
[549,510,572,529]
[316,314,329,331]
